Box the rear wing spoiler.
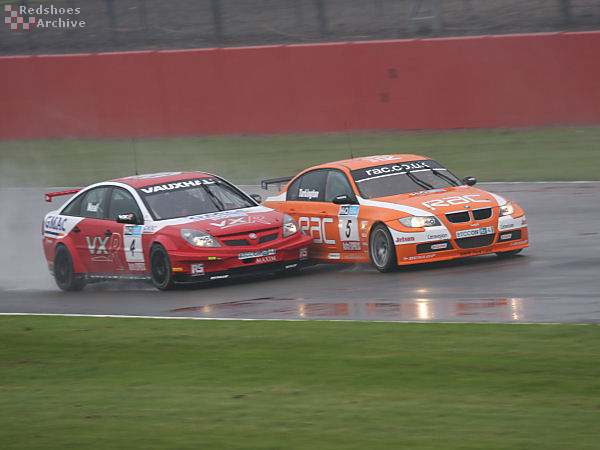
[260,176,293,190]
[45,189,81,203]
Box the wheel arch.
[54,240,86,274]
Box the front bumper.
[167,233,313,278]
[394,226,529,264]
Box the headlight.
[499,202,515,217]
[180,229,221,247]
[282,214,299,237]
[399,216,441,228]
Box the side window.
[79,187,111,219]
[325,170,354,202]
[286,169,327,202]
[61,195,83,217]
[108,188,141,221]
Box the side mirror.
[462,176,477,186]
[117,213,141,224]
[250,193,262,204]
[332,194,358,205]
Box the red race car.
[43,171,312,291]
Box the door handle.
[72,227,80,233]
[104,231,113,236]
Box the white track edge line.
[0,312,596,325]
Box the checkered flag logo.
[5,5,36,30]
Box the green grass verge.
[1,127,599,186]
[1,316,599,449]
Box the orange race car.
[262,155,528,272]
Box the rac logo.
[422,195,490,211]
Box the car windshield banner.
[351,160,444,183]
[138,178,217,195]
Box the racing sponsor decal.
[191,263,204,275]
[395,236,415,244]
[499,221,517,231]
[339,205,359,216]
[338,205,360,242]
[510,240,528,246]
[238,249,276,260]
[426,231,451,241]
[328,253,341,260]
[352,159,443,183]
[422,195,490,211]
[500,233,513,240]
[298,189,319,200]
[299,247,309,260]
[498,216,527,231]
[128,262,146,271]
[342,241,361,251]
[187,210,247,222]
[456,226,494,239]
[256,255,277,264]
[43,214,83,238]
[45,215,68,233]
[124,225,142,235]
[299,216,335,245]
[142,225,158,234]
[431,243,448,250]
[403,254,436,261]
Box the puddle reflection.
[171,296,529,321]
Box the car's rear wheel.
[496,249,523,258]
[369,224,397,272]
[150,244,175,290]
[54,245,86,291]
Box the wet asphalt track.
[1,183,599,323]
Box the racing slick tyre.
[54,245,86,291]
[369,224,397,273]
[496,249,523,258]
[150,244,175,290]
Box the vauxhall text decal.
[140,178,215,194]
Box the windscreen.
[137,177,255,220]
[351,159,461,199]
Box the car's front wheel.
[54,245,86,291]
[150,244,175,290]
[369,224,397,272]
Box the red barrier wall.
[1,32,599,139]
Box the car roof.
[109,171,214,188]
[309,154,430,172]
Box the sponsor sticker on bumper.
[456,226,494,239]
[238,249,276,260]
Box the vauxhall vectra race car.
[43,171,312,291]
[262,155,528,272]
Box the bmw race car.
[43,171,312,291]
[262,154,528,272]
